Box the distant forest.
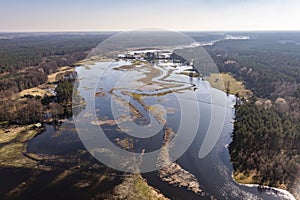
[0,33,111,96]
[206,32,300,101]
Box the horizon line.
[1,29,300,33]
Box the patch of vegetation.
[19,87,52,98]
[232,170,258,185]
[55,79,74,104]
[206,73,252,98]
[0,125,40,168]
[101,174,168,200]
[0,98,44,125]
[47,66,74,83]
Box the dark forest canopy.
[229,103,300,189]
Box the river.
[28,57,295,199]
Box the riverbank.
[231,172,296,200]
[157,128,207,196]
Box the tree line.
[204,33,300,192]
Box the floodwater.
[28,60,294,200]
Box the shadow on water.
[8,121,124,200]
[0,167,123,200]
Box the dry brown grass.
[233,170,257,185]
[233,170,288,190]
[0,125,39,168]
[206,73,252,98]
[18,87,52,97]
[0,126,24,143]
[47,66,73,83]
[102,174,169,200]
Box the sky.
[1,0,300,32]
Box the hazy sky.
[1,0,300,31]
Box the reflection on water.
[28,122,84,154]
